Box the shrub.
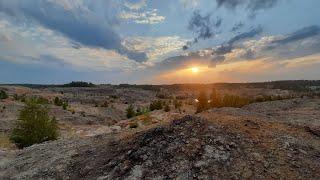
[54,97,63,106]
[0,90,8,99]
[196,91,208,113]
[126,104,136,118]
[164,104,171,112]
[10,99,58,148]
[173,99,182,109]
[135,107,149,116]
[62,102,68,110]
[34,97,49,104]
[209,88,222,108]
[149,100,163,111]
[222,95,250,108]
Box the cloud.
[231,22,244,32]
[184,10,222,49]
[122,36,188,62]
[119,9,165,24]
[124,0,147,10]
[0,0,147,62]
[212,26,263,57]
[0,16,141,72]
[216,0,281,17]
[271,25,320,45]
[180,0,199,9]
[154,25,320,75]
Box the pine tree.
[10,98,58,148]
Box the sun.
[191,67,199,73]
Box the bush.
[10,99,58,148]
[34,97,49,104]
[173,99,182,109]
[54,97,63,106]
[62,102,68,110]
[196,91,208,113]
[149,100,163,111]
[209,88,222,108]
[0,90,8,99]
[164,104,171,112]
[126,104,136,118]
[222,95,250,108]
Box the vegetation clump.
[149,100,164,111]
[164,104,171,112]
[54,97,68,110]
[196,91,209,113]
[126,104,136,118]
[10,98,58,148]
[0,90,8,99]
[62,81,95,87]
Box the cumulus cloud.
[0,0,147,62]
[119,9,165,24]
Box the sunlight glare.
[191,67,199,73]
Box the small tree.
[196,91,208,113]
[209,88,222,108]
[0,90,8,99]
[126,104,136,118]
[10,99,58,148]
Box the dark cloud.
[212,26,262,57]
[231,22,244,32]
[228,26,262,45]
[271,25,320,45]
[216,0,280,14]
[184,11,222,50]
[0,0,147,62]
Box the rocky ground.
[1,98,319,179]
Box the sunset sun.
[191,67,199,73]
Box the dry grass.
[0,133,15,150]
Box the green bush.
[0,90,8,99]
[10,99,58,148]
[126,104,136,118]
[149,100,163,111]
[54,97,63,106]
[34,97,49,104]
[164,104,171,112]
[62,102,68,110]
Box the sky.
[0,0,320,84]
